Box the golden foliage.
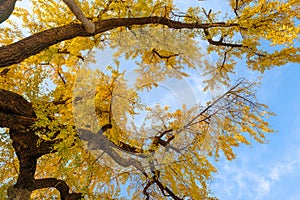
[0,0,297,199]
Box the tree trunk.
[0,89,83,200]
[7,186,31,200]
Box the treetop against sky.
[0,0,299,199]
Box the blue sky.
[76,1,300,199]
[92,35,300,200]
[210,64,300,200]
[6,1,300,199]
[173,1,300,199]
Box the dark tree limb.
[57,48,85,61]
[203,28,243,47]
[143,161,183,200]
[0,89,36,118]
[79,127,151,158]
[152,48,179,59]
[2,87,241,199]
[0,16,239,68]
[0,112,37,129]
[0,89,82,200]
[35,178,83,200]
[0,87,184,199]
[78,127,148,177]
[0,89,37,129]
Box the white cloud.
[269,148,300,180]
[268,161,294,182]
[212,161,271,199]
[211,147,300,200]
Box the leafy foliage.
[0,0,298,199]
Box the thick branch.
[0,89,36,118]
[79,126,150,158]
[0,16,238,68]
[0,89,37,129]
[78,127,148,176]
[0,89,82,199]
[63,0,95,33]
[0,112,37,129]
[35,178,83,200]
[0,89,195,199]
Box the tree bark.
[0,16,238,68]
[7,186,31,200]
[0,89,83,199]
[0,88,188,199]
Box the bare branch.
[219,47,234,75]
[152,48,179,59]
[57,49,85,61]
[203,28,243,47]
[181,80,244,131]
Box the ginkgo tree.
[0,0,299,199]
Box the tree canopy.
[0,0,299,199]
